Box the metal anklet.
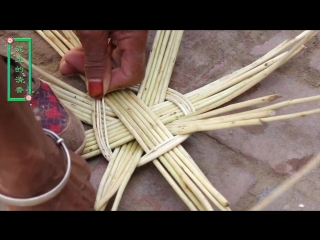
[0,128,71,207]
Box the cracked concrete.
[0,30,319,211]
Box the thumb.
[75,30,112,98]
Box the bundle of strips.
[30,30,320,211]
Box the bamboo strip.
[35,30,64,57]
[105,92,212,210]
[250,153,320,210]
[62,30,77,47]
[51,30,74,50]
[43,30,69,54]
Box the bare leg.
[0,57,95,210]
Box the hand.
[59,30,149,98]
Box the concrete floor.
[1,30,320,211]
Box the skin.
[0,57,95,210]
[60,30,149,98]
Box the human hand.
[59,30,149,98]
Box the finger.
[108,31,148,92]
[111,46,122,68]
[59,46,85,75]
[109,62,145,91]
[109,42,120,68]
[63,50,85,73]
[59,60,79,75]
[76,30,112,98]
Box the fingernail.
[88,79,103,98]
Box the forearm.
[0,57,65,198]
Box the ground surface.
[0,30,320,211]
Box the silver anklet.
[0,128,71,207]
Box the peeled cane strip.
[138,30,165,100]
[92,100,112,161]
[189,49,286,105]
[145,30,176,106]
[250,153,320,210]
[157,30,184,103]
[144,30,172,106]
[190,31,317,110]
[137,32,162,98]
[172,96,320,127]
[248,95,320,113]
[124,91,230,207]
[62,30,77,47]
[168,110,275,128]
[175,94,280,123]
[184,47,302,118]
[95,99,112,160]
[42,30,69,54]
[100,144,129,198]
[139,30,166,102]
[168,108,320,135]
[189,44,306,116]
[111,91,229,209]
[150,31,178,105]
[105,92,211,210]
[96,147,120,203]
[97,142,138,206]
[69,30,81,45]
[111,146,145,210]
[51,30,74,50]
[186,30,316,102]
[36,30,64,57]
[101,99,112,153]
[95,142,142,210]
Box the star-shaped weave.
[35,30,320,211]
